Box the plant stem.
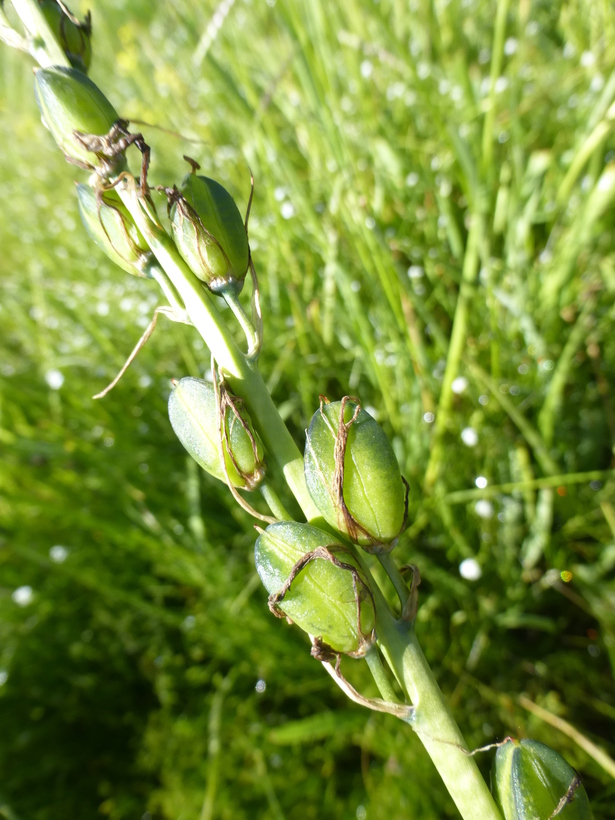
[377,551,409,609]
[260,483,292,521]
[117,181,321,521]
[375,606,502,820]
[222,287,260,359]
[148,263,187,318]
[10,0,70,66]
[364,646,402,705]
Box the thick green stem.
[10,0,70,66]
[364,646,402,705]
[260,483,292,521]
[376,606,502,820]
[377,551,409,609]
[222,287,260,359]
[117,181,321,521]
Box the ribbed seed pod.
[492,738,592,820]
[38,1,92,73]
[304,397,406,551]
[255,522,375,656]
[169,173,249,293]
[76,184,152,277]
[168,377,265,490]
[34,66,119,168]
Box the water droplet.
[360,60,373,79]
[461,427,478,447]
[45,369,64,390]
[475,500,494,519]
[459,558,482,581]
[50,545,68,563]
[452,376,468,394]
[405,172,419,187]
[12,586,34,606]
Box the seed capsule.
[76,184,152,277]
[34,66,119,168]
[492,738,592,820]
[38,1,92,73]
[304,398,406,551]
[255,522,375,656]
[168,377,265,490]
[169,173,249,293]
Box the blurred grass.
[1,0,615,817]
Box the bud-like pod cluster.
[76,184,152,277]
[492,738,592,820]
[38,0,92,73]
[168,377,265,490]
[304,398,406,551]
[169,173,249,294]
[34,66,119,169]
[255,522,375,656]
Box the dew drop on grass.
[50,545,68,563]
[12,586,34,606]
[452,376,468,394]
[45,369,64,390]
[459,559,482,580]
[475,500,494,519]
[461,427,478,447]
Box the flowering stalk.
[0,2,514,817]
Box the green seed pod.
[34,66,119,168]
[255,522,375,656]
[76,184,153,277]
[169,173,249,294]
[492,738,592,820]
[168,377,265,490]
[304,398,406,551]
[38,1,92,73]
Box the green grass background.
[1,0,615,817]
